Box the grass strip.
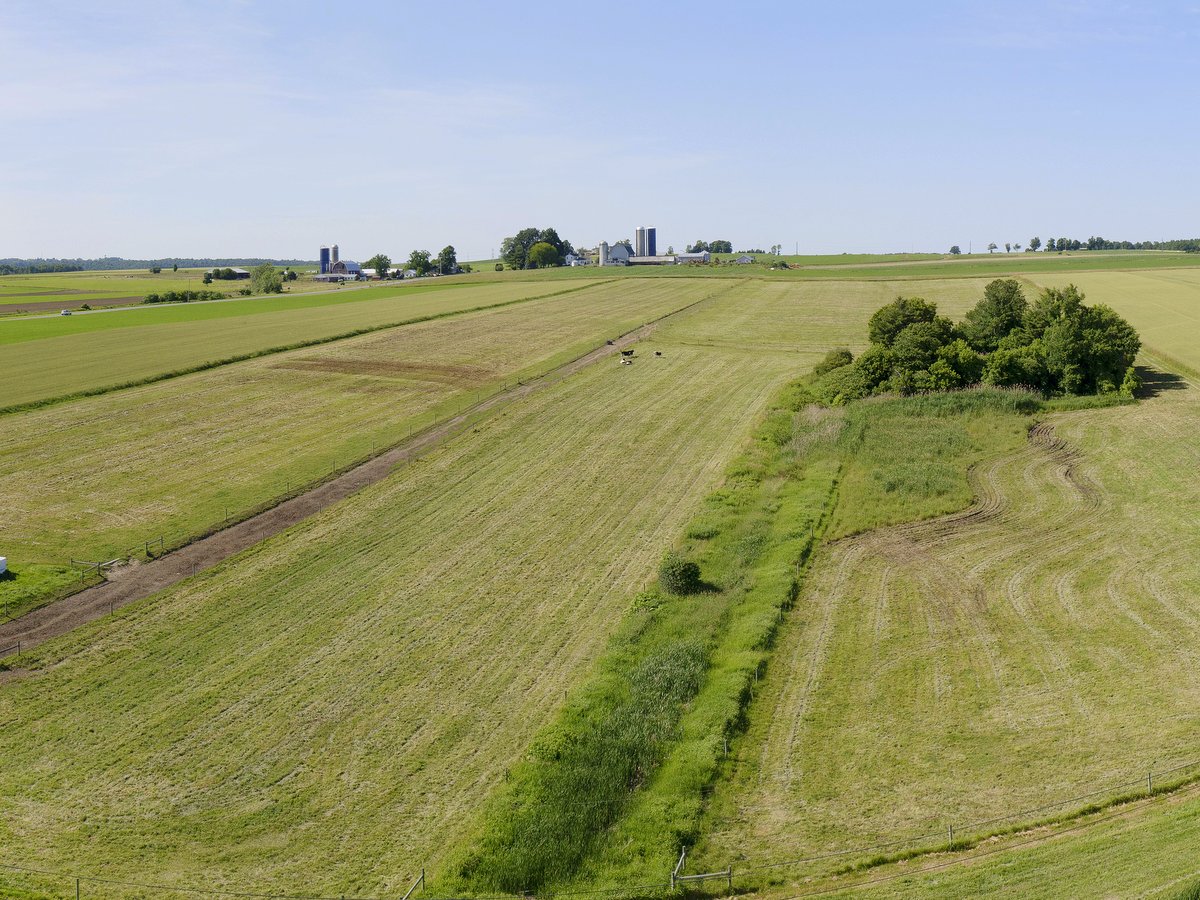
[441,379,843,894]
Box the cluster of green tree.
[397,246,460,276]
[205,268,247,281]
[811,279,1141,404]
[686,239,733,253]
[0,257,312,273]
[499,228,574,269]
[143,290,227,304]
[0,262,84,275]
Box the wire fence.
[2,753,1199,899]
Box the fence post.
[727,867,732,892]
[947,823,954,849]
[1148,772,1154,794]
[76,877,80,900]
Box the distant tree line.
[948,236,1200,256]
[811,279,1141,402]
[0,262,84,275]
[0,257,314,275]
[499,228,575,269]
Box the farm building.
[607,243,633,265]
[206,267,250,279]
[628,255,677,266]
[330,259,362,277]
[676,251,711,264]
[732,254,755,264]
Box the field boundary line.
[0,280,614,418]
[0,280,740,666]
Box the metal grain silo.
[646,227,657,257]
[599,242,610,266]
[319,246,330,274]
[635,226,646,258]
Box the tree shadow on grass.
[1136,365,1188,399]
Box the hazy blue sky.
[2,1,1197,260]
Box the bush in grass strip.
[659,552,701,595]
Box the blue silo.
[319,246,330,274]
[647,227,657,257]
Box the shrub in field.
[813,348,854,377]
[659,552,701,594]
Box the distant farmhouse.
[206,266,250,279]
[732,254,755,264]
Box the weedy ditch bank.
[443,380,845,895]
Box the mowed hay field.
[0,318,803,896]
[0,279,716,588]
[654,277,988,361]
[695,374,1200,883]
[813,782,1200,898]
[0,279,605,409]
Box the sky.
[1,0,1198,261]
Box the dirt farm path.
[0,290,721,668]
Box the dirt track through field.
[0,295,715,668]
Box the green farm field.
[0,295,807,898]
[803,783,1200,899]
[0,268,337,310]
[0,279,713,611]
[0,279,605,409]
[5,258,1200,898]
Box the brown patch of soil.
[273,357,494,385]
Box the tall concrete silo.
[646,227,657,257]
[635,226,646,258]
[319,246,330,274]
[331,244,340,265]
[599,242,610,266]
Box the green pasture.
[0,280,605,409]
[0,268,334,308]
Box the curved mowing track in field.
[702,382,1200,882]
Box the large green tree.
[525,242,560,269]
[867,296,940,346]
[436,245,458,274]
[365,254,391,278]
[250,262,283,294]
[407,250,433,275]
[961,278,1028,351]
